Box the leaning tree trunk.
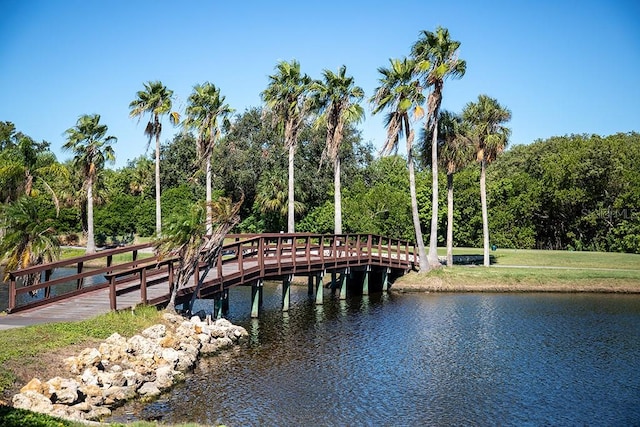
[427,118,441,268]
[205,156,212,235]
[86,176,96,254]
[154,123,162,237]
[446,172,454,267]
[408,146,428,272]
[480,159,490,266]
[334,156,342,235]
[287,143,295,233]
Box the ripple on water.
[108,289,640,426]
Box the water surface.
[107,286,640,426]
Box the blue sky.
[1,0,638,168]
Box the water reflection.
[109,288,640,426]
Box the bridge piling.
[282,274,292,312]
[362,266,370,296]
[339,269,348,300]
[315,272,324,305]
[251,279,263,318]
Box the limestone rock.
[46,377,80,404]
[138,382,161,397]
[12,390,53,413]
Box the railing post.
[258,237,264,275]
[9,274,16,312]
[76,262,84,290]
[44,269,52,299]
[168,262,174,296]
[140,268,147,305]
[109,276,117,311]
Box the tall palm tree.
[129,81,180,236]
[183,82,234,235]
[0,196,60,289]
[63,114,116,253]
[462,94,512,266]
[411,26,466,268]
[371,57,428,271]
[155,197,241,314]
[423,110,474,266]
[312,65,365,234]
[261,60,313,233]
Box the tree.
[63,114,116,253]
[155,197,241,314]
[411,26,466,268]
[371,57,429,271]
[0,196,60,289]
[312,65,365,234]
[183,82,234,234]
[462,94,512,266]
[0,129,66,208]
[423,110,473,266]
[261,60,313,233]
[129,81,180,236]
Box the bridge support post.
[307,276,314,296]
[222,289,229,315]
[282,274,292,312]
[315,272,324,305]
[382,267,390,291]
[340,268,348,300]
[363,265,370,296]
[251,280,263,318]
[213,294,223,319]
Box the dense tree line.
[2,117,639,254]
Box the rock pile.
[11,312,248,422]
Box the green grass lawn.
[438,247,640,270]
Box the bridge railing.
[6,233,416,313]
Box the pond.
[108,285,640,426]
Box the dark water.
[112,286,640,426]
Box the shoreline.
[389,269,640,294]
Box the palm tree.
[423,110,474,266]
[183,82,234,235]
[63,114,116,253]
[261,60,313,233]
[0,134,67,209]
[371,57,428,271]
[312,65,365,234]
[411,26,466,268]
[462,95,512,266]
[129,81,180,236]
[155,197,241,314]
[0,196,60,289]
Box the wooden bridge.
[2,234,416,326]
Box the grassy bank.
[395,248,640,292]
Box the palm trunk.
[427,121,440,268]
[446,172,454,267]
[287,144,295,233]
[154,121,162,237]
[480,159,490,266]
[408,150,428,271]
[86,176,96,254]
[206,156,212,235]
[334,156,342,235]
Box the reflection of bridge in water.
[2,234,416,328]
